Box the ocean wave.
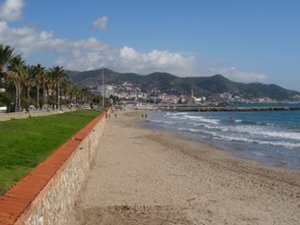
[147,119,176,124]
[163,116,300,142]
[148,112,300,150]
[178,125,300,149]
[228,119,274,126]
[226,126,300,141]
[182,115,220,124]
[196,123,300,142]
[218,135,300,149]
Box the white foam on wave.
[177,127,187,131]
[148,119,176,124]
[153,112,300,150]
[168,115,189,120]
[188,128,201,132]
[200,123,300,142]
[183,115,220,124]
[218,134,300,149]
[228,126,300,141]
[181,124,300,149]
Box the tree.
[23,65,35,109]
[81,87,92,104]
[60,78,74,105]
[0,44,14,75]
[0,44,14,100]
[6,56,27,112]
[1,43,97,112]
[68,84,79,105]
[32,64,46,109]
[49,66,67,109]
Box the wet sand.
[67,110,300,225]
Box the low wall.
[0,108,76,122]
[0,112,106,225]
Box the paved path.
[0,108,74,121]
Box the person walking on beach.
[141,114,144,119]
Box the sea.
[144,103,300,171]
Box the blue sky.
[0,0,299,91]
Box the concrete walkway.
[0,108,75,121]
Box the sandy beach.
[67,110,300,225]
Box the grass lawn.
[0,110,102,196]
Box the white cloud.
[117,47,196,75]
[0,21,267,83]
[92,16,108,31]
[0,3,268,83]
[0,21,69,55]
[0,0,24,22]
[201,66,267,83]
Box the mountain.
[65,69,300,100]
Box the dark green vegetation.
[67,69,300,101]
[0,44,102,112]
[0,110,101,196]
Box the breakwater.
[158,106,300,112]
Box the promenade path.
[0,108,75,121]
[66,111,300,225]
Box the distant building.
[187,89,206,104]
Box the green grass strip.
[0,110,102,196]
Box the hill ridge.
[65,69,300,100]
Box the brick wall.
[0,112,106,225]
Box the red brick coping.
[0,112,106,225]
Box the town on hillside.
[91,81,300,106]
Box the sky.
[0,0,299,91]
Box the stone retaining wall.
[0,108,76,121]
[0,112,106,225]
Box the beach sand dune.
[68,110,300,225]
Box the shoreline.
[68,110,300,225]
[137,110,300,185]
[142,109,300,172]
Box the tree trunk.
[17,85,22,112]
[36,85,40,109]
[27,87,31,110]
[43,81,47,109]
[12,80,22,112]
[57,82,60,109]
[69,93,73,104]
[13,81,18,112]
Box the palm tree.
[0,44,14,95]
[0,44,14,75]
[42,69,50,109]
[49,66,67,109]
[23,65,35,109]
[81,87,93,104]
[6,56,27,112]
[32,64,46,109]
[67,84,79,106]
